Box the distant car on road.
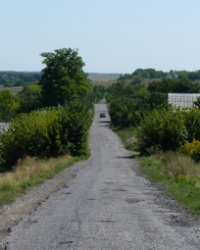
[100,113,106,118]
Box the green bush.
[60,101,93,156]
[127,110,144,127]
[1,108,66,168]
[184,108,200,142]
[137,110,187,154]
[108,98,139,128]
[0,90,20,121]
[181,139,200,162]
[107,82,168,129]
[0,101,93,170]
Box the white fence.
[168,93,200,108]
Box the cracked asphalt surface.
[2,103,200,249]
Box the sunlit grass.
[0,155,78,205]
[115,126,200,216]
[161,151,200,179]
[139,153,200,216]
[114,127,138,151]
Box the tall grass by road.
[116,127,200,217]
[0,155,79,205]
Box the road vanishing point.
[5,103,200,249]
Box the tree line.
[0,71,41,87]
[2,68,200,88]
[119,68,200,82]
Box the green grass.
[18,157,79,190]
[0,182,22,205]
[0,156,82,205]
[114,126,138,151]
[139,156,200,216]
[115,126,200,216]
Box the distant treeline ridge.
[1,68,200,87]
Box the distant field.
[88,73,120,86]
[0,86,23,95]
[0,73,121,93]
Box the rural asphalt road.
[5,103,200,249]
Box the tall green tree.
[17,83,42,112]
[39,48,92,107]
[0,90,20,121]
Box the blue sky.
[1,0,200,73]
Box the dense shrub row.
[137,108,200,157]
[107,81,200,159]
[181,139,200,162]
[184,109,200,142]
[0,101,93,171]
[107,83,168,128]
[137,110,187,154]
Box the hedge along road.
[5,103,200,250]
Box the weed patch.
[114,127,138,151]
[0,155,79,205]
[115,127,200,216]
[139,155,200,216]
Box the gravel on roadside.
[0,160,86,249]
